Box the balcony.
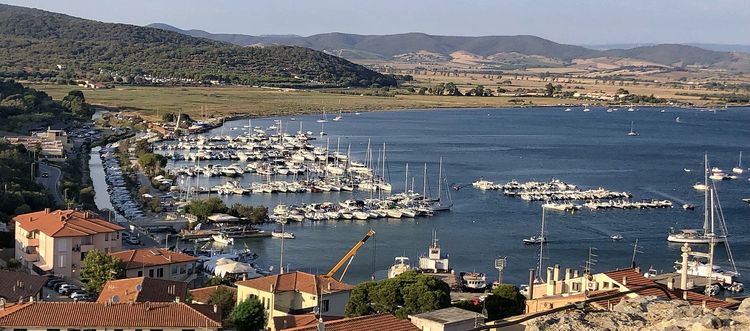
[26,237,39,247]
[23,248,39,262]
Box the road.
[36,163,65,206]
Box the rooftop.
[0,270,47,301]
[409,307,482,324]
[109,248,198,269]
[284,314,418,331]
[188,285,237,304]
[235,271,353,296]
[97,277,187,303]
[0,301,221,328]
[14,209,124,238]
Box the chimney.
[683,291,688,300]
[622,276,627,286]
[546,267,554,286]
[564,268,571,281]
[145,302,150,310]
[553,264,560,282]
[213,304,218,313]
[667,277,674,290]
[175,296,180,303]
[44,208,50,214]
[527,269,536,300]
[634,266,640,274]
[242,274,247,281]
[573,270,579,278]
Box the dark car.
[46,279,64,288]
[52,282,69,291]
[41,172,49,178]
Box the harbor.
[93,107,750,288]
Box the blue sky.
[5,0,749,44]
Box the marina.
[102,107,750,287]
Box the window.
[157,268,164,278]
[149,269,154,278]
[180,265,186,274]
[137,270,143,277]
[171,265,178,275]
[58,255,65,268]
[322,299,329,312]
[57,240,67,252]
[105,233,109,241]
[80,252,87,261]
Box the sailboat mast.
[438,157,443,201]
[703,154,709,233]
[538,207,545,278]
[404,163,409,193]
[382,142,386,181]
[423,163,427,198]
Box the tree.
[186,197,228,221]
[490,284,526,318]
[345,271,451,318]
[161,112,175,122]
[61,90,90,116]
[229,204,269,225]
[545,83,555,97]
[80,249,124,293]
[206,275,231,286]
[208,286,236,319]
[231,297,266,331]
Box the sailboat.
[316,109,328,123]
[319,121,326,136]
[627,121,639,136]
[668,155,727,244]
[732,151,744,174]
[333,109,343,121]
[431,157,453,212]
[523,207,546,245]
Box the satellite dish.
[135,284,143,292]
[111,295,120,303]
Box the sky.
[4,0,750,45]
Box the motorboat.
[523,235,546,245]
[627,121,638,136]
[460,272,488,292]
[693,183,707,191]
[388,256,413,279]
[271,231,295,239]
[211,233,234,245]
[732,151,744,174]
[611,234,623,241]
[682,203,695,210]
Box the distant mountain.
[0,5,396,87]
[586,43,750,53]
[148,23,750,71]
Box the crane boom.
[323,229,375,280]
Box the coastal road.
[36,163,65,206]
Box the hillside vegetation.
[0,4,396,87]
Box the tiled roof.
[0,302,222,328]
[235,271,353,296]
[109,248,197,269]
[274,314,332,330]
[284,314,418,331]
[14,209,124,237]
[97,277,187,303]
[0,270,47,301]
[672,289,738,310]
[189,285,237,304]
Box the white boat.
[564,108,572,112]
[271,231,295,239]
[461,272,487,292]
[316,110,328,123]
[732,151,744,174]
[583,108,590,112]
[388,256,413,279]
[684,168,691,172]
[523,208,547,245]
[627,121,639,136]
[627,107,635,112]
[212,233,234,245]
[611,234,623,241]
[676,117,682,123]
[669,155,728,244]
[693,183,707,191]
[333,110,343,121]
[674,260,740,286]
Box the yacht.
[627,121,639,136]
[460,272,488,292]
[271,231,295,239]
[388,256,413,279]
[611,234,623,241]
[693,182,707,191]
[211,233,234,245]
[732,151,744,174]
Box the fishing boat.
[460,271,488,292]
[611,234,623,241]
[211,233,234,245]
[668,155,727,244]
[418,231,451,273]
[523,208,547,245]
[627,121,638,136]
[388,256,413,279]
[271,231,295,239]
[732,151,744,174]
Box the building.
[14,209,124,278]
[235,271,353,331]
[97,277,187,303]
[109,248,199,284]
[409,307,484,331]
[524,265,736,314]
[0,270,47,303]
[283,314,419,331]
[189,285,237,305]
[0,301,222,330]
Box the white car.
[58,284,81,294]
[69,291,91,300]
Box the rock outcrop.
[525,296,748,331]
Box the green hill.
[0,4,396,87]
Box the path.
[37,163,64,206]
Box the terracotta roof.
[672,289,738,309]
[189,285,237,304]
[0,270,47,301]
[0,302,222,328]
[97,277,187,303]
[14,209,124,237]
[235,271,353,296]
[274,314,342,330]
[109,248,197,269]
[284,314,418,331]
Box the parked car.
[46,278,64,288]
[41,172,49,178]
[69,291,90,300]
[126,237,141,245]
[52,282,69,291]
[58,284,81,295]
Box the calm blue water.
[167,107,750,285]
